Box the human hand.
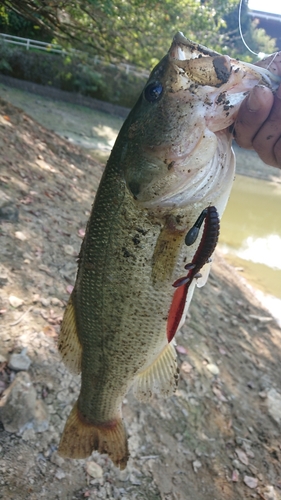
[234,52,281,168]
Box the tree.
[0,0,277,67]
[0,6,52,40]
[219,0,277,61]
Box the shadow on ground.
[1,97,281,500]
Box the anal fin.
[133,342,179,402]
[58,295,82,374]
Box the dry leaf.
[43,325,57,337]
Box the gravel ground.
[1,97,281,500]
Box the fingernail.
[246,87,261,112]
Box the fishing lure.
[167,206,220,342]
[184,208,208,246]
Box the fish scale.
[58,32,281,469]
[75,176,176,421]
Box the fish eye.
[144,82,163,102]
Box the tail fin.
[58,402,129,470]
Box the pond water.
[219,174,281,322]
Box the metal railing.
[0,33,66,54]
[0,32,149,77]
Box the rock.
[263,485,278,500]
[9,295,24,308]
[55,468,66,480]
[0,372,36,432]
[8,348,31,371]
[206,363,220,375]
[249,464,258,475]
[192,460,202,473]
[41,297,51,307]
[212,386,228,402]
[244,476,258,489]
[235,448,249,466]
[63,244,75,256]
[176,345,188,355]
[232,459,245,472]
[51,451,65,468]
[50,297,63,307]
[0,372,49,433]
[66,284,74,294]
[22,428,36,441]
[232,470,239,482]
[267,389,281,424]
[0,354,7,364]
[249,314,272,323]
[33,400,49,432]
[86,461,103,479]
[0,275,8,288]
[15,231,27,241]
[0,202,19,222]
[117,468,130,482]
[181,361,193,374]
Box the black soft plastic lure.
[184,208,208,246]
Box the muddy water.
[219,175,281,302]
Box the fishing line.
[238,0,260,56]
[238,0,278,75]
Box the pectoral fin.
[58,295,82,374]
[133,341,179,402]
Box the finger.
[256,51,281,78]
[234,85,274,149]
[252,84,281,168]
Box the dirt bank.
[1,97,281,500]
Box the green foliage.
[219,1,277,60]
[250,21,277,56]
[0,8,51,41]
[0,0,278,108]
[1,0,277,69]
[0,43,146,107]
[72,63,105,95]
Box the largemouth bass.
[58,33,280,469]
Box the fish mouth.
[242,60,281,86]
[169,32,281,91]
